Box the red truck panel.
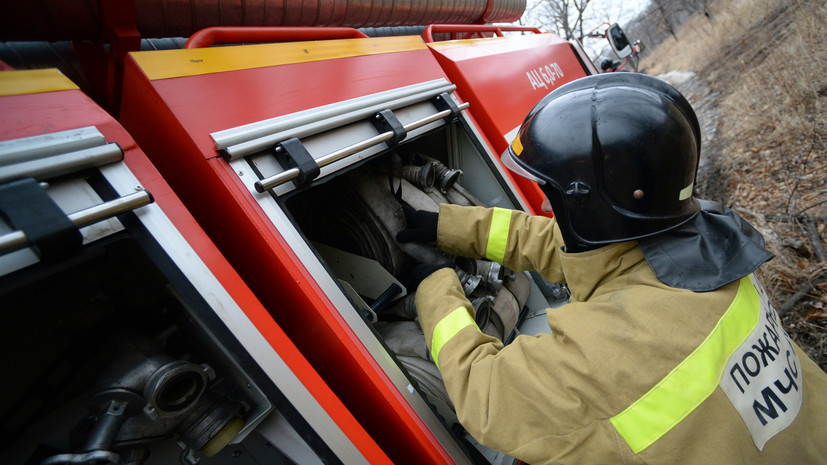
[119,37,461,464]
[0,70,388,464]
[429,32,591,215]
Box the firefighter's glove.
[396,206,438,243]
[401,263,449,291]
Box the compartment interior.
[280,120,569,463]
[0,227,301,465]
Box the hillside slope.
[639,0,827,369]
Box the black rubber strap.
[372,109,407,147]
[0,177,82,259]
[434,92,462,122]
[388,154,404,202]
[275,137,320,188]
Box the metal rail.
[213,79,457,160]
[0,126,105,165]
[0,190,154,254]
[254,102,469,193]
[422,24,542,43]
[185,27,369,49]
[0,143,124,184]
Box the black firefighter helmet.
[502,73,702,252]
[502,73,773,292]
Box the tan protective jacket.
[416,204,827,465]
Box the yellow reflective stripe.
[485,207,512,263]
[431,306,479,369]
[610,276,760,453]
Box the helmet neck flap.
[639,200,773,291]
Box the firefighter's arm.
[437,204,566,283]
[415,268,567,460]
[414,269,508,444]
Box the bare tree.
[532,0,593,40]
[652,0,678,39]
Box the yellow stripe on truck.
[0,69,78,96]
[485,207,512,264]
[431,306,479,370]
[610,275,760,452]
[131,36,428,81]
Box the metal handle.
[423,24,542,43]
[254,102,470,193]
[0,190,154,255]
[185,27,369,49]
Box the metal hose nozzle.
[429,161,462,193]
[402,163,436,192]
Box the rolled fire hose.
[292,177,410,274]
[489,286,520,340]
[298,157,530,421]
[472,286,520,341]
[378,320,431,361]
[351,172,452,268]
[445,187,477,207]
[398,177,440,213]
[505,271,532,310]
[378,321,457,425]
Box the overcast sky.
[518,0,652,55]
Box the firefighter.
[397,73,827,464]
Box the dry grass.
[641,0,827,369]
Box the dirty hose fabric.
[415,204,827,465]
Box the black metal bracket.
[433,92,462,123]
[0,177,82,260]
[371,109,407,147]
[274,137,320,188]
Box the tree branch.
[779,269,827,315]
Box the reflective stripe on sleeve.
[431,306,480,370]
[485,208,512,264]
[610,276,760,453]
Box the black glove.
[400,263,449,291]
[396,205,438,243]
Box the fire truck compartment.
[0,174,317,465]
[227,90,569,463]
[118,36,570,464]
[0,117,371,465]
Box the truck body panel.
[118,32,579,464]
[0,70,389,465]
[428,32,591,215]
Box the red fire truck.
[0,2,633,464]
